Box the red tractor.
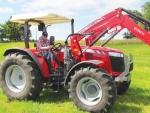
[0,8,150,112]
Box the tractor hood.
[81,46,123,53]
[90,46,123,53]
[10,13,71,25]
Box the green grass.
[0,40,150,113]
[105,43,150,113]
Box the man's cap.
[42,32,48,36]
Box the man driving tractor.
[37,32,54,71]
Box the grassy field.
[0,40,150,113]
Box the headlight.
[108,52,123,57]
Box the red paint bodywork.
[49,46,123,77]
[66,8,150,77]
[80,46,123,76]
[25,8,150,78]
[27,48,50,78]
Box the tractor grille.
[109,56,125,72]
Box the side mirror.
[38,22,45,31]
[49,36,55,45]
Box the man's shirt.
[37,37,50,54]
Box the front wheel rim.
[76,77,102,106]
[5,65,26,93]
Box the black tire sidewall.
[117,80,131,95]
[70,70,115,112]
[0,55,33,99]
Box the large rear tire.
[68,66,117,113]
[0,53,43,100]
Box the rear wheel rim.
[76,77,102,106]
[5,65,26,93]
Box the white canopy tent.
[10,13,71,25]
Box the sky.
[0,0,149,40]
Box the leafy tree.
[0,28,3,41]
[141,2,150,31]
[0,20,23,41]
[123,30,135,39]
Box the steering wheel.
[51,43,62,52]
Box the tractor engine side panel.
[91,50,113,74]
[79,47,124,76]
[93,50,124,76]
[79,48,113,75]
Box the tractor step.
[50,73,63,77]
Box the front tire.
[117,80,131,95]
[0,53,43,100]
[68,66,117,113]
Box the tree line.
[0,21,32,42]
[0,2,150,42]
[0,21,23,41]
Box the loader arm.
[70,7,150,56]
